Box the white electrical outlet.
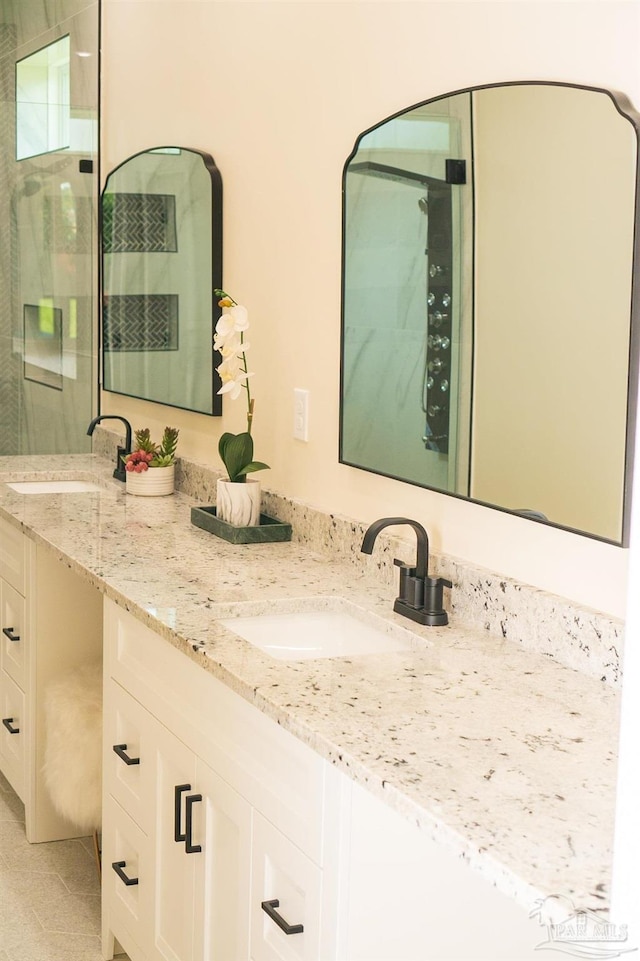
[293,388,309,441]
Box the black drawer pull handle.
[261,899,304,935]
[113,743,140,766]
[2,627,20,642]
[185,793,202,854]
[2,717,19,734]
[112,860,139,886]
[174,783,191,842]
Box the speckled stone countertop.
[0,455,620,918]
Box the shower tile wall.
[0,0,98,456]
[0,22,18,456]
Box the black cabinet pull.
[185,793,202,854]
[2,627,20,642]
[261,899,304,935]
[112,860,139,886]
[113,743,140,766]
[2,717,19,734]
[174,783,191,842]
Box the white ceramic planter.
[126,464,175,497]
[216,478,261,527]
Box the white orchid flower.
[215,304,249,338]
[214,330,249,357]
[217,352,241,377]
[216,355,254,400]
[218,372,254,400]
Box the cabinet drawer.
[102,795,154,961]
[0,670,26,799]
[1,581,27,689]
[0,519,26,595]
[105,600,327,862]
[104,680,156,830]
[250,811,324,961]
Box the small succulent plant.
[123,427,179,473]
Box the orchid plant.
[214,289,269,483]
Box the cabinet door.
[1,580,27,689]
[152,722,198,961]
[105,680,157,829]
[250,811,324,961]
[154,734,254,961]
[103,794,154,961]
[0,670,25,798]
[193,757,252,961]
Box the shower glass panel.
[0,3,98,457]
[341,99,469,493]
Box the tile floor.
[0,770,127,961]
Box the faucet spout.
[87,415,133,482]
[361,516,451,627]
[361,516,429,580]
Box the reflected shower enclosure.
[341,102,468,495]
[102,147,222,415]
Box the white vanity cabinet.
[0,516,103,842]
[102,599,542,961]
[102,599,340,961]
[0,516,30,799]
[103,679,252,961]
[339,780,542,961]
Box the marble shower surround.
[94,425,624,686]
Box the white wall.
[100,0,640,619]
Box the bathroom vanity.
[0,511,103,843]
[0,455,622,960]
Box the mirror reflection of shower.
[342,133,466,495]
[417,179,456,457]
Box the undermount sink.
[6,480,104,495]
[219,609,414,661]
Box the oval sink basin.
[219,609,413,661]
[6,480,104,494]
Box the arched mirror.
[340,82,640,544]
[101,146,222,414]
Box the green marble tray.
[190,506,292,544]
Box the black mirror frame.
[99,145,223,416]
[339,80,640,547]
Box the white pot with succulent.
[123,426,179,496]
[213,289,269,527]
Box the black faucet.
[361,517,452,626]
[87,415,133,483]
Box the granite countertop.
[0,455,620,917]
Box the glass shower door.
[0,3,98,456]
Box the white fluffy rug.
[43,661,103,831]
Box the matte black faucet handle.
[424,576,453,619]
[427,576,453,589]
[394,559,426,609]
[393,558,417,575]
